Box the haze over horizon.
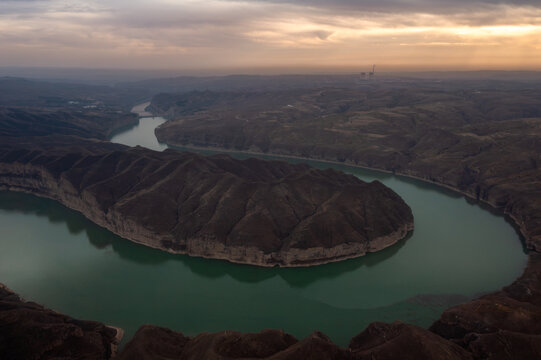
[1,0,540,72]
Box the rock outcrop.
[349,321,473,360]
[115,322,473,360]
[430,252,541,360]
[0,136,413,267]
[0,284,121,360]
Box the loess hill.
[3,75,541,359]
[0,136,413,267]
[151,84,541,252]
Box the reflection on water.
[110,117,168,151]
[0,115,529,347]
[0,165,527,347]
[0,191,408,285]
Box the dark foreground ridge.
[0,136,413,267]
[0,283,473,360]
[0,284,122,359]
[3,252,541,360]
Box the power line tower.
[369,64,376,79]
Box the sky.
[1,0,540,73]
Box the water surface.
[0,116,528,346]
[110,116,167,151]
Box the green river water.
[0,116,528,347]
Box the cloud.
[0,0,540,70]
[242,0,541,14]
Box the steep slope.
[151,86,541,252]
[0,107,137,139]
[0,136,413,267]
[0,284,122,360]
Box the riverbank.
[0,136,414,267]
[1,90,539,359]
[161,139,532,249]
[131,101,153,117]
[148,109,541,358]
[0,284,122,359]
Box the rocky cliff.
[152,87,541,252]
[0,136,413,267]
[0,284,122,360]
[116,322,473,360]
[0,281,473,360]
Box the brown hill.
[0,136,413,267]
[151,86,541,252]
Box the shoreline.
[160,139,532,249]
[0,141,415,268]
[130,101,153,117]
[128,100,534,254]
[0,100,537,358]
[0,184,413,268]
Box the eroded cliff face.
[0,136,413,267]
[429,253,541,359]
[0,289,472,360]
[0,284,122,360]
[151,87,541,253]
[115,322,472,360]
[3,277,541,360]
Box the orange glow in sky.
[0,0,540,71]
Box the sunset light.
[1,0,540,71]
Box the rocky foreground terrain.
[0,284,122,359]
[0,283,473,360]
[4,257,541,360]
[0,136,413,267]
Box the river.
[0,113,528,347]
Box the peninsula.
[2,74,541,359]
[0,136,413,267]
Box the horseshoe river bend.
[0,112,528,346]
